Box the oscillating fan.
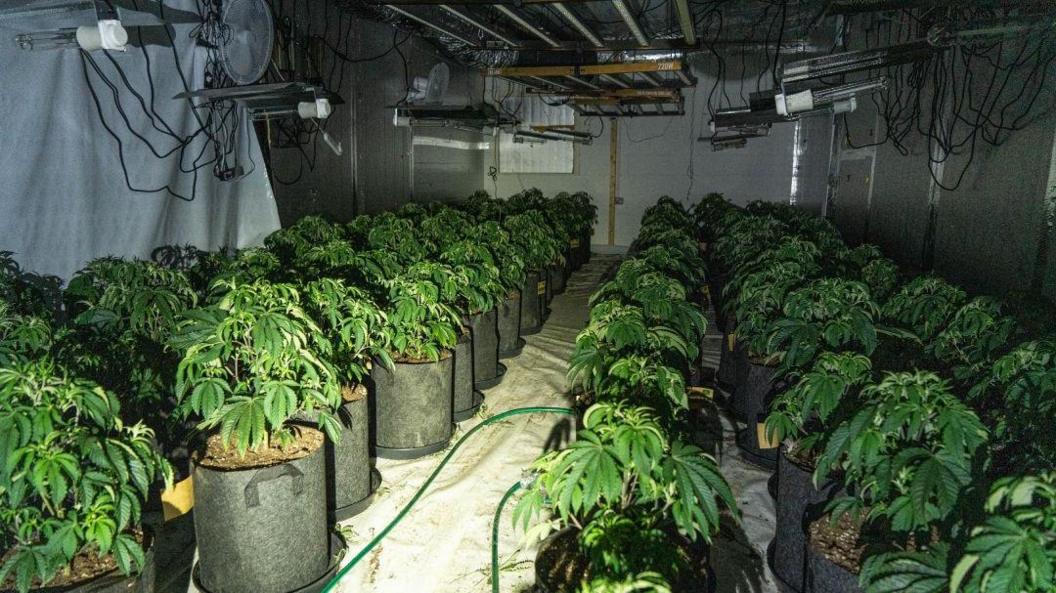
[216,0,274,85]
[407,63,451,105]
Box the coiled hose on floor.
[319,406,575,593]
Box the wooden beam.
[488,60,683,77]
[552,2,603,47]
[493,5,560,47]
[672,0,695,44]
[385,5,476,45]
[526,87,679,99]
[611,0,648,46]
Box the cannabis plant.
[263,216,345,264]
[816,372,988,538]
[0,359,172,593]
[190,247,282,288]
[726,259,821,358]
[590,259,706,347]
[951,472,1056,593]
[0,252,61,317]
[439,240,505,314]
[765,351,873,451]
[464,222,526,296]
[882,275,968,342]
[514,403,737,585]
[379,273,462,362]
[419,209,473,255]
[171,279,342,454]
[765,278,883,371]
[630,246,706,292]
[710,215,788,274]
[504,212,563,271]
[971,337,1056,473]
[298,240,401,297]
[460,191,507,222]
[639,197,695,236]
[302,279,392,386]
[691,193,735,243]
[930,297,1017,384]
[0,303,53,366]
[367,213,429,265]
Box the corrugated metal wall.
[832,56,1056,301]
[269,17,486,223]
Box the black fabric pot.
[579,230,592,265]
[452,333,484,422]
[469,309,503,390]
[5,546,157,593]
[769,449,839,593]
[708,272,728,328]
[371,354,454,459]
[497,293,525,359]
[520,270,545,335]
[549,261,567,296]
[733,359,778,424]
[717,332,748,393]
[805,543,862,593]
[192,440,330,593]
[295,394,379,522]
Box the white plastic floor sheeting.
[326,255,781,593]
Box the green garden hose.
[319,406,575,593]
[492,480,524,593]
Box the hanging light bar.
[438,5,517,45]
[494,5,560,47]
[599,74,630,88]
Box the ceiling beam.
[493,5,560,47]
[551,2,603,47]
[488,59,683,77]
[438,4,518,45]
[598,73,630,88]
[565,75,602,90]
[610,0,648,47]
[385,5,477,45]
[671,0,695,44]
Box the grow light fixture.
[8,0,192,51]
[174,82,342,121]
[513,130,591,144]
[393,105,516,132]
[780,41,936,83]
[775,78,886,116]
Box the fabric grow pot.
[192,432,331,593]
[768,448,838,593]
[717,332,747,394]
[371,353,455,459]
[735,417,779,470]
[295,387,380,522]
[1,543,157,593]
[579,230,592,265]
[452,332,484,422]
[468,308,503,390]
[805,542,862,593]
[548,261,566,298]
[193,533,346,593]
[732,358,778,424]
[569,238,583,270]
[497,293,525,359]
[520,270,545,335]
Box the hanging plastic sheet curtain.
[0,0,279,280]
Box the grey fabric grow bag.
[520,270,545,335]
[452,333,484,422]
[497,293,525,359]
[733,359,779,424]
[579,230,592,265]
[371,354,454,459]
[192,442,330,593]
[805,543,862,593]
[294,394,379,522]
[468,309,503,389]
[768,448,839,593]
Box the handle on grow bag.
[244,465,304,508]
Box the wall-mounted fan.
[406,63,451,105]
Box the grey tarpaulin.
[0,0,279,279]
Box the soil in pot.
[805,514,865,593]
[193,428,331,593]
[1,531,153,593]
[497,292,525,359]
[468,309,502,389]
[371,352,454,459]
[768,447,839,593]
[535,528,712,593]
[520,270,544,335]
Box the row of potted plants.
[699,195,1055,593]
[0,190,597,593]
[516,197,739,593]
